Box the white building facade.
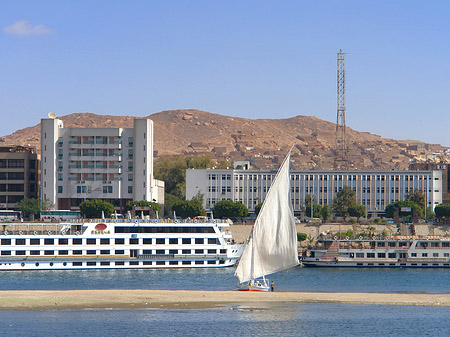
[186,169,443,217]
[41,117,163,211]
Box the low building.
[186,168,442,217]
[0,146,38,210]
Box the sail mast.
[235,145,298,283]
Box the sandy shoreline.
[0,289,448,310]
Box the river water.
[2,267,450,336]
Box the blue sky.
[1,1,449,146]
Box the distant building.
[186,168,443,217]
[41,117,164,211]
[0,146,38,210]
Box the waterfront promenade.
[0,289,448,310]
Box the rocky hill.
[1,109,446,170]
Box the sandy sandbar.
[0,289,448,310]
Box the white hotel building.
[186,168,443,217]
[41,117,164,211]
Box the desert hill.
[1,109,445,170]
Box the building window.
[128,186,133,193]
[77,186,87,194]
[58,186,63,194]
[103,186,113,194]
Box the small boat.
[235,147,299,291]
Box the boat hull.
[303,260,450,268]
[304,235,450,268]
[0,219,244,271]
[237,279,270,292]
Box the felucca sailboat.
[235,148,299,291]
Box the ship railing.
[138,254,175,260]
[0,223,85,236]
[67,218,229,225]
[320,234,450,241]
[413,246,450,249]
[407,258,450,263]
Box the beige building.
[41,117,164,211]
[0,146,39,210]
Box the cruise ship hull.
[303,235,450,268]
[0,219,244,271]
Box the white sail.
[235,150,299,283]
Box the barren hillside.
[1,109,445,170]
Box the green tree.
[213,200,249,218]
[164,193,182,217]
[321,204,331,222]
[348,204,367,221]
[15,198,53,220]
[405,190,425,209]
[304,194,322,218]
[297,233,308,241]
[215,159,231,169]
[125,200,161,217]
[333,186,357,217]
[154,156,187,199]
[254,202,263,216]
[434,204,450,222]
[385,200,423,218]
[80,199,114,219]
[186,154,213,169]
[154,154,221,199]
[190,191,204,205]
[172,200,206,218]
[425,206,435,220]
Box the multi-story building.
[0,146,38,210]
[186,169,443,217]
[41,117,164,211]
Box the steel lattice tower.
[334,49,349,170]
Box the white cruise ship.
[0,218,244,270]
[303,235,450,268]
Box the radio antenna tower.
[334,49,349,170]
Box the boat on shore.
[0,218,244,270]
[235,148,299,291]
[303,234,450,268]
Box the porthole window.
[63,262,67,266]
[35,262,39,267]
[50,262,54,267]
[21,262,25,267]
